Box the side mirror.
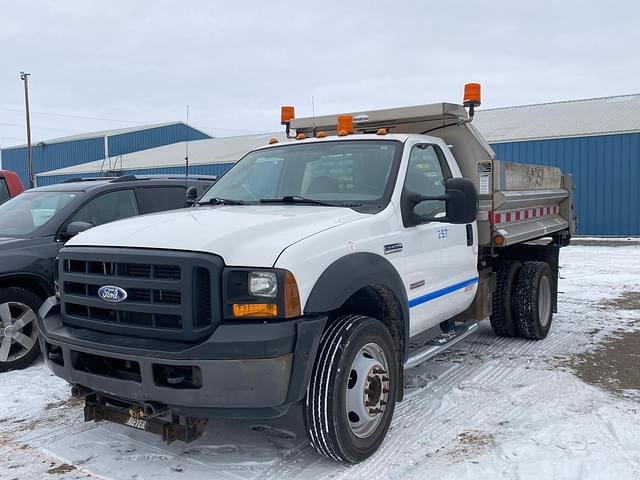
[403,177,478,226]
[60,221,94,241]
[186,186,199,205]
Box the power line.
[0,105,150,125]
[0,120,82,132]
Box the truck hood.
[67,205,366,266]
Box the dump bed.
[291,102,575,247]
[475,159,574,246]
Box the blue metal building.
[35,133,284,186]
[0,122,210,186]
[475,94,640,236]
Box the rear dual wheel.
[490,260,553,340]
[304,315,398,463]
[516,261,554,340]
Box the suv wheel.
[0,288,42,372]
[304,315,398,463]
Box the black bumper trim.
[38,296,327,415]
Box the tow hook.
[142,401,167,418]
[70,384,93,398]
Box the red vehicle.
[0,170,25,204]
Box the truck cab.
[0,170,25,204]
[39,88,574,464]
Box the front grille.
[63,282,181,305]
[65,260,179,280]
[59,247,223,342]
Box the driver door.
[401,143,477,336]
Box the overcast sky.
[1,0,639,148]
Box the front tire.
[0,287,42,372]
[515,262,554,340]
[304,315,398,463]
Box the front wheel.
[0,287,42,372]
[304,315,398,463]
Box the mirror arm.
[408,191,449,206]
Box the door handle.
[466,224,473,246]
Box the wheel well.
[329,285,405,387]
[0,276,51,300]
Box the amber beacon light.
[281,106,295,124]
[463,83,481,120]
[281,105,295,138]
[337,114,354,136]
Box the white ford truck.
[39,86,575,463]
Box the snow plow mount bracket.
[84,394,207,444]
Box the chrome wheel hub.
[346,343,390,439]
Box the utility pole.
[20,72,33,188]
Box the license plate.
[125,416,148,430]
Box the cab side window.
[0,179,9,204]
[136,187,187,214]
[403,144,451,221]
[70,189,139,226]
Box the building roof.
[473,93,640,143]
[3,121,211,150]
[38,133,285,177]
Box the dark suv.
[0,175,214,372]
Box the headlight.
[248,271,278,298]
[223,268,301,319]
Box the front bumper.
[38,296,326,418]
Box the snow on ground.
[1,244,639,479]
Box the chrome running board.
[405,321,479,369]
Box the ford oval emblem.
[98,285,128,303]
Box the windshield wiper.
[198,197,245,206]
[259,195,361,207]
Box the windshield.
[0,191,78,236]
[199,140,401,206]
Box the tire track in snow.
[337,364,538,480]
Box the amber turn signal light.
[233,303,278,317]
[284,271,302,318]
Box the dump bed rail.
[476,160,574,246]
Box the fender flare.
[304,252,410,359]
[0,272,54,299]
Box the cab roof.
[32,175,217,193]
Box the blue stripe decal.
[408,277,479,308]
